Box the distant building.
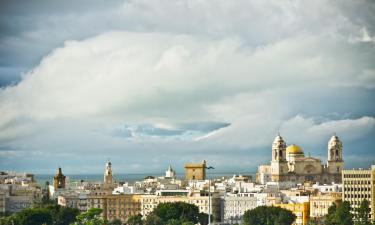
[185,160,206,180]
[256,165,271,184]
[53,167,66,189]
[104,160,113,186]
[258,135,344,187]
[165,165,176,179]
[342,166,375,220]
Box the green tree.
[126,214,143,225]
[197,213,209,225]
[108,219,122,225]
[326,201,353,225]
[144,214,163,225]
[166,219,181,225]
[152,202,200,224]
[16,208,53,225]
[72,208,105,225]
[355,199,372,225]
[181,222,194,225]
[243,206,296,225]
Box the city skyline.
[0,0,375,174]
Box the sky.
[0,0,374,175]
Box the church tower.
[53,167,66,189]
[104,160,113,185]
[270,134,288,182]
[327,135,344,182]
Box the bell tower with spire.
[53,167,66,189]
[327,135,344,182]
[270,134,288,182]
[104,160,113,186]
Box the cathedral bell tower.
[53,167,66,189]
[327,135,344,182]
[104,160,113,186]
[270,134,288,182]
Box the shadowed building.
[53,167,66,189]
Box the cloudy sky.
[0,0,374,175]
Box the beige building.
[342,166,375,220]
[256,165,271,184]
[140,192,221,222]
[105,194,142,223]
[0,190,5,214]
[58,192,88,212]
[310,192,341,219]
[185,161,206,180]
[258,135,344,186]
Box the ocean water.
[35,172,255,186]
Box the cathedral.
[257,134,344,185]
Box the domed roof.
[286,144,304,154]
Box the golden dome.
[286,144,304,154]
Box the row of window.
[344,194,371,199]
[343,173,371,178]
[344,187,371,191]
[344,180,371,185]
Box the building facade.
[342,166,375,220]
[221,193,258,224]
[258,135,344,186]
[310,192,341,219]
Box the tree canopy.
[243,206,296,225]
[325,201,354,225]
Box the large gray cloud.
[0,0,374,174]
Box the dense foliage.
[325,201,354,225]
[146,202,209,225]
[243,205,296,225]
[0,202,80,225]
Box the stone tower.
[185,160,206,180]
[104,160,113,185]
[327,135,344,182]
[53,167,66,189]
[270,134,288,182]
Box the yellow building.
[88,193,142,223]
[140,192,220,222]
[105,194,142,223]
[342,165,375,220]
[274,202,310,225]
[185,160,206,180]
[310,192,341,219]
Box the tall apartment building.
[342,166,375,220]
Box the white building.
[221,193,258,224]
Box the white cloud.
[0,0,374,172]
